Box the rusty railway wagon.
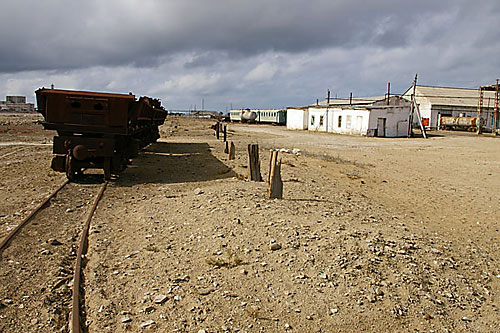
[36,88,167,180]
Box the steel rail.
[72,181,107,333]
[0,179,70,255]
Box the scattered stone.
[121,316,132,323]
[270,243,282,251]
[140,320,155,328]
[65,208,73,213]
[330,308,338,315]
[240,268,248,275]
[154,294,168,304]
[48,238,62,245]
[144,305,155,313]
[194,188,204,195]
[174,295,182,301]
[198,288,214,296]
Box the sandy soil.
[0,114,499,332]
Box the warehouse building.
[402,85,496,129]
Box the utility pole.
[387,82,391,105]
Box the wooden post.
[267,150,283,199]
[247,144,262,181]
[224,141,229,154]
[223,125,227,142]
[228,142,235,160]
[268,150,273,184]
[216,122,220,139]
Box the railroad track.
[0,178,107,332]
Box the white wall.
[286,108,309,130]
[368,106,410,137]
[329,108,370,135]
[308,107,329,132]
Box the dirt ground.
[0,113,499,332]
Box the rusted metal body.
[439,116,478,131]
[36,88,167,179]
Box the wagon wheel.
[65,152,79,181]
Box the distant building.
[402,85,496,129]
[0,95,35,112]
[288,96,411,137]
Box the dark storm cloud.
[1,0,500,110]
[0,0,466,72]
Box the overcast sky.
[1,0,499,111]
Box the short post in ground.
[267,150,283,199]
[247,144,262,181]
[228,142,235,160]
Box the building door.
[377,118,386,137]
[356,116,363,131]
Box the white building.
[402,85,496,129]
[286,107,309,130]
[308,107,329,132]
[288,96,410,137]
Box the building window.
[319,115,324,126]
[338,116,342,128]
[346,115,352,129]
[311,115,315,126]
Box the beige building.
[402,85,496,129]
[0,95,35,112]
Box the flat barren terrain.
[0,114,499,332]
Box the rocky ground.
[0,114,499,332]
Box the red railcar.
[36,88,167,180]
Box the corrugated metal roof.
[402,85,497,108]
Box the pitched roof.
[402,85,497,108]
